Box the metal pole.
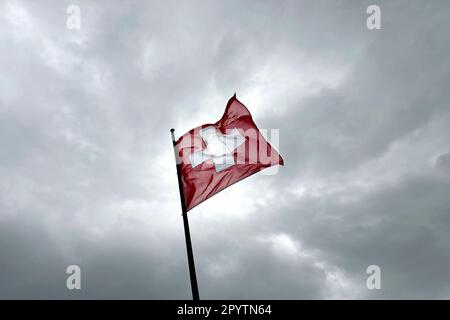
[170,128,200,300]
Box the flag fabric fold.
[175,94,284,211]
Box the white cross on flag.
[175,94,284,211]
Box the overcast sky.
[1,0,450,299]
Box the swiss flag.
[175,94,284,211]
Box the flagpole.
[170,128,200,300]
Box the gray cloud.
[1,0,450,299]
[435,152,450,174]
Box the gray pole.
[170,128,200,300]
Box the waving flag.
[174,94,284,211]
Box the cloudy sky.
[1,0,450,299]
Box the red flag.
[175,94,284,211]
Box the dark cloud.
[435,152,450,174]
